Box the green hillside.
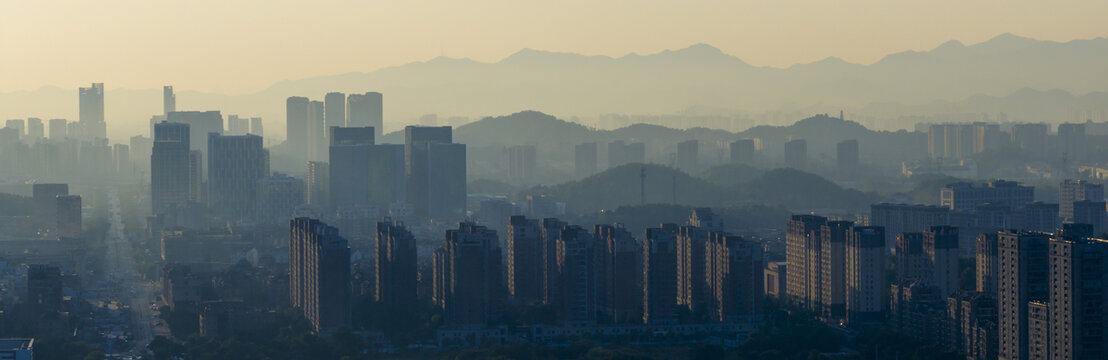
[737,168,882,210]
[522,163,879,214]
[520,163,726,213]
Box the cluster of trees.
[736,168,881,211]
[446,342,688,360]
[31,338,105,360]
[733,301,963,360]
[149,309,364,360]
[351,294,441,346]
[148,283,970,359]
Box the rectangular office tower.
[924,226,961,298]
[941,180,1034,212]
[113,144,130,175]
[870,203,951,254]
[56,195,82,239]
[32,183,68,231]
[1059,179,1103,222]
[508,145,537,182]
[784,139,807,169]
[540,218,568,305]
[677,225,710,312]
[405,126,465,219]
[257,173,305,225]
[328,127,375,209]
[25,118,43,141]
[976,233,1000,294]
[433,222,502,326]
[997,230,1051,360]
[595,224,642,324]
[507,216,543,304]
[928,124,976,160]
[1057,122,1086,162]
[676,140,698,172]
[608,140,645,168]
[574,142,598,179]
[1048,235,1108,359]
[306,161,329,207]
[226,115,249,135]
[5,119,24,138]
[347,92,383,138]
[367,144,406,208]
[308,100,326,161]
[643,224,679,324]
[1071,200,1107,235]
[28,264,62,312]
[48,119,66,140]
[189,151,204,204]
[836,139,859,173]
[819,221,851,320]
[163,86,175,115]
[286,96,310,158]
[785,214,826,310]
[78,83,106,140]
[730,139,756,164]
[375,219,417,307]
[208,134,268,221]
[324,92,346,131]
[556,225,598,325]
[845,226,886,325]
[289,218,351,333]
[706,233,763,323]
[249,117,263,137]
[151,122,192,214]
[167,110,224,161]
[1011,123,1049,156]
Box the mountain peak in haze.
[986,32,1036,43]
[678,43,725,55]
[652,43,743,63]
[499,48,604,65]
[498,43,741,67]
[788,56,862,71]
[932,39,965,52]
[973,33,1040,52]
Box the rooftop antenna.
[640,166,646,206]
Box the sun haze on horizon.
[1,0,1106,94]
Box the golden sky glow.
[1,0,1105,94]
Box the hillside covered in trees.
[520,164,880,215]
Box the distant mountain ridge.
[382,111,924,174]
[1,34,1106,141]
[520,163,879,213]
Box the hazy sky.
[2,0,1105,94]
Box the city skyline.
[3,2,1108,358]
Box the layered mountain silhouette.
[520,163,879,214]
[396,111,924,168]
[2,34,1106,141]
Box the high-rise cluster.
[289,218,351,333]
[785,215,887,325]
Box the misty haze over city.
[1,1,1107,359]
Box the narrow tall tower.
[640,166,646,205]
[163,86,176,116]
